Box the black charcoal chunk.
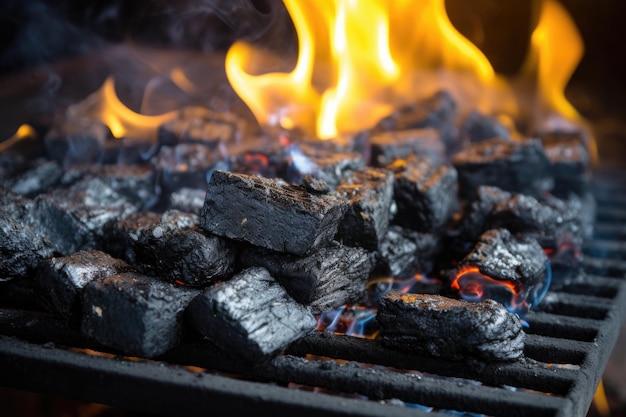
[201,170,349,256]
[374,91,458,151]
[377,292,525,361]
[169,187,206,215]
[540,131,591,197]
[0,187,55,280]
[187,267,317,361]
[374,225,441,279]
[153,143,223,192]
[81,272,199,358]
[229,144,288,179]
[285,143,365,188]
[459,186,513,241]
[33,177,137,255]
[3,159,64,197]
[44,117,112,166]
[34,250,133,317]
[335,168,394,250]
[238,241,373,315]
[367,128,446,167]
[157,106,236,148]
[460,111,510,143]
[134,227,236,287]
[302,175,331,195]
[101,211,162,264]
[452,137,554,200]
[387,155,458,233]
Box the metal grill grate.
[1,169,626,417]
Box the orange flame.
[69,76,178,141]
[0,124,37,153]
[226,1,586,142]
[450,265,526,312]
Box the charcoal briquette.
[186,267,317,362]
[459,185,513,241]
[3,158,64,198]
[377,292,525,361]
[100,211,162,264]
[366,127,446,167]
[201,170,349,256]
[238,241,373,315]
[285,143,365,188]
[539,130,591,197]
[81,272,199,358]
[157,106,236,149]
[459,111,511,144]
[153,143,224,193]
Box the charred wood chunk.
[169,187,206,215]
[187,267,317,362]
[459,185,513,241]
[0,187,55,280]
[32,177,137,255]
[2,159,64,198]
[459,111,511,144]
[374,90,458,151]
[377,292,525,361]
[386,155,459,233]
[374,225,441,279]
[539,130,591,197]
[238,241,372,315]
[367,128,445,167]
[43,117,112,166]
[335,168,394,251]
[452,137,554,200]
[34,250,133,317]
[153,143,225,193]
[201,170,349,256]
[158,106,236,149]
[100,211,162,264]
[134,227,236,287]
[285,142,365,187]
[454,228,549,314]
[81,272,199,358]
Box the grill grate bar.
[524,311,601,341]
[523,334,591,364]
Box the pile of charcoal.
[0,90,594,364]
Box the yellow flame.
[0,124,37,153]
[226,0,508,140]
[593,379,611,417]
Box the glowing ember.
[226,0,586,141]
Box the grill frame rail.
[1,170,626,417]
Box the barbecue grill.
[0,167,623,417]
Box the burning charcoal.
[539,130,591,197]
[459,186,513,241]
[452,137,554,200]
[451,228,549,315]
[238,241,373,315]
[374,225,441,279]
[386,155,459,233]
[157,106,236,149]
[201,170,349,256]
[44,116,112,166]
[335,168,394,250]
[153,143,224,193]
[459,111,511,143]
[377,292,525,361]
[33,177,137,255]
[0,186,55,280]
[229,142,288,178]
[186,267,317,362]
[81,272,199,358]
[2,159,64,197]
[100,211,162,264]
[374,90,458,151]
[285,142,365,187]
[366,128,446,167]
[169,187,206,214]
[34,250,133,317]
[133,227,236,287]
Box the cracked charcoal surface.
[201,170,349,256]
[186,267,317,362]
[377,292,525,361]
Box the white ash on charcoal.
[80,271,200,358]
[386,155,459,233]
[186,267,317,362]
[376,291,525,361]
[238,241,373,315]
[34,249,134,317]
[32,176,137,255]
[452,137,554,200]
[453,228,549,314]
[168,187,206,215]
[374,90,459,153]
[1,158,64,198]
[373,225,442,280]
[62,164,158,210]
[334,167,394,251]
[365,127,446,167]
[200,170,349,256]
[539,130,591,197]
[157,106,238,149]
[458,111,511,144]
[0,186,55,280]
